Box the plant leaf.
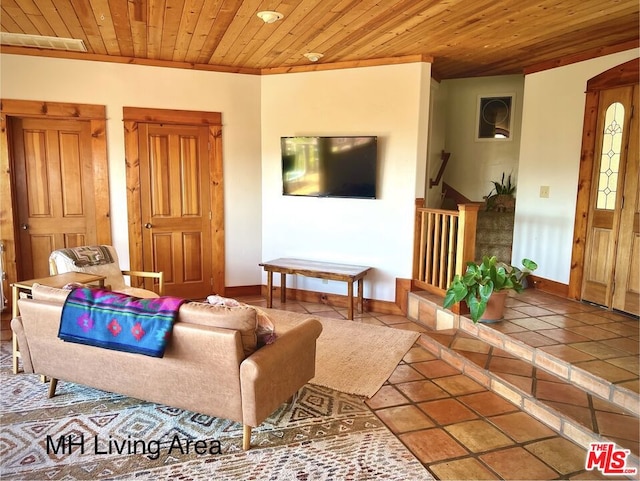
[468,296,486,323]
[478,281,493,301]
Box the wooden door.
[611,85,639,315]
[581,85,639,316]
[138,123,213,299]
[11,117,97,279]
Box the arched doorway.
[570,58,639,316]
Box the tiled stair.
[407,290,640,468]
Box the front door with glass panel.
[581,85,639,316]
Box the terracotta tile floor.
[240,292,639,480]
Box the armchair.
[49,245,163,298]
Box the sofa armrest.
[11,317,34,374]
[240,318,322,426]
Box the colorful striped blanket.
[59,288,185,358]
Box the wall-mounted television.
[281,136,377,199]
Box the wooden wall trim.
[528,275,570,299]
[587,57,640,91]
[0,114,17,314]
[225,285,262,297]
[209,124,226,296]
[1,47,262,75]
[1,99,105,120]
[569,90,599,300]
[123,107,222,125]
[2,48,433,77]
[124,119,144,276]
[261,54,433,75]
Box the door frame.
[122,107,225,296]
[568,58,639,300]
[0,99,111,313]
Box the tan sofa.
[11,285,323,450]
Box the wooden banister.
[429,150,451,189]
[412,201,480,296]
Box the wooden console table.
[11,272,106,375]
[259,258,371,320]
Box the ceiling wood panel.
[1,0,637,79]
[33,0,73,38]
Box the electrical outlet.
[539,185,550,198]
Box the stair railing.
[413,200,480,295]
[429,150,451,189]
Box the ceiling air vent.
[1,32,87,52]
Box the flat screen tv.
[281,136,377,199]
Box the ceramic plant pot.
[480,290,508,323]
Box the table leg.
[280,273,287,303]
[347,280,354,320]
[358,278,364,314]
[266,271,273,308]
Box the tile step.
[408,291,639,466]
[408,291,639,416]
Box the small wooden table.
[11,272,106,374]
[259,258,371,320]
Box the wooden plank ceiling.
[1,0,638,79]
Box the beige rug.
[272,310,420,398]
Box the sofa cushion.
[179,302,258,357]
[206,294,276,346]
[31,283,72,303]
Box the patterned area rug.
[0,344,432,480]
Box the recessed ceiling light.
[303,52,324,62]
[257,11,284,24]
[0,32,87,52]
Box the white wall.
[442,75,525,201]
[0,54,263,287]
[425,79,448,208]
[261,63,431,302]
[513,49,639,283]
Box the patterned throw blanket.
[56,245,115,267]
[59,288,185,358]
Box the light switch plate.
[540,186,550,198]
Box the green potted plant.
[443,255,538,323]
[485,173,516,212]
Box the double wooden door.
[581,84,639,316]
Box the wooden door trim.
[568,58,639,300]
[0,99,110,305]
[123,107,221,126]
[123,107,225,295]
